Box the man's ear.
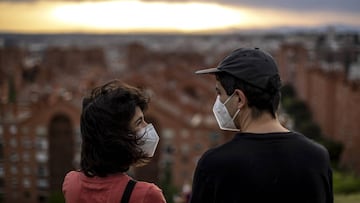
[234,89,247,109]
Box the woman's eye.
[136,118,144,126]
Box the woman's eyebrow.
[134,116,143,125]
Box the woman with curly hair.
[62,80,166,203]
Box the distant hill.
[232,24,360,35]
[0,24,359,37]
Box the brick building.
[2,34,359,203]
[1,99,80,203]
[277,42,360,174]
[0,43,231,202]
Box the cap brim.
[195,67,221,74]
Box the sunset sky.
[0,0,359,34]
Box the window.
[35,138,48,151]
[23,152,31,162]
[37,165,48,177]
[73,153,81,168]
[22,138,32,149]
[37,179,49,189]
[36,152,48,163]
[180,129,189,139]
[181,170,189,179]
[164,145,175,154]
[181,155,189,164]
[193,143,203,152]
[24,191,31,199]
[0,143,3,160]
[0,164,4,177]
[9,125,17,135]
[162,128,175,139]
[23,178,31,188]
[10,165,18,174]
[209,132,220,143]
[23,166,31,175]
[11,178,18,189]
[12,191,18,199]
[36,126,47,137]
[75,127,82,147]
[21,126,29,135]
[10,153,19,162]
[181,144,189,155]
[9,138,17,148]
[0,178,4,187]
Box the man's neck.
[242,114,289,134]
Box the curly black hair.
[80,80,150,177]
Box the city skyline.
[0,0,360,34]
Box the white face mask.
[136,123,160,157]
[212,94,240,131]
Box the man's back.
[190,132,333,203]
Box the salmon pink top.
[63,171,166,203]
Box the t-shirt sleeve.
[143,184,167,203]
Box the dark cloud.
[1,0,359,14]
[221,0,360,13]
[140,0,360,14]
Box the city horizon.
[1,23,359,36]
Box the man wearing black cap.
[190,48,333,203]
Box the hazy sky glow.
[0,0,359,33]
[51,1,246,32]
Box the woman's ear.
[234,89,247,109]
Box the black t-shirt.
[190,132,333,203]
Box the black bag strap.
[120,179,137,203]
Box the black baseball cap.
[195,47,280,91]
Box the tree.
[159,162,179,203]
[48,191,65,203]
[8,75,16,103]
[280,84,343,165]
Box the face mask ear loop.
[223,92,236,105]
[225,92,240,121]
[232,109,240,121]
